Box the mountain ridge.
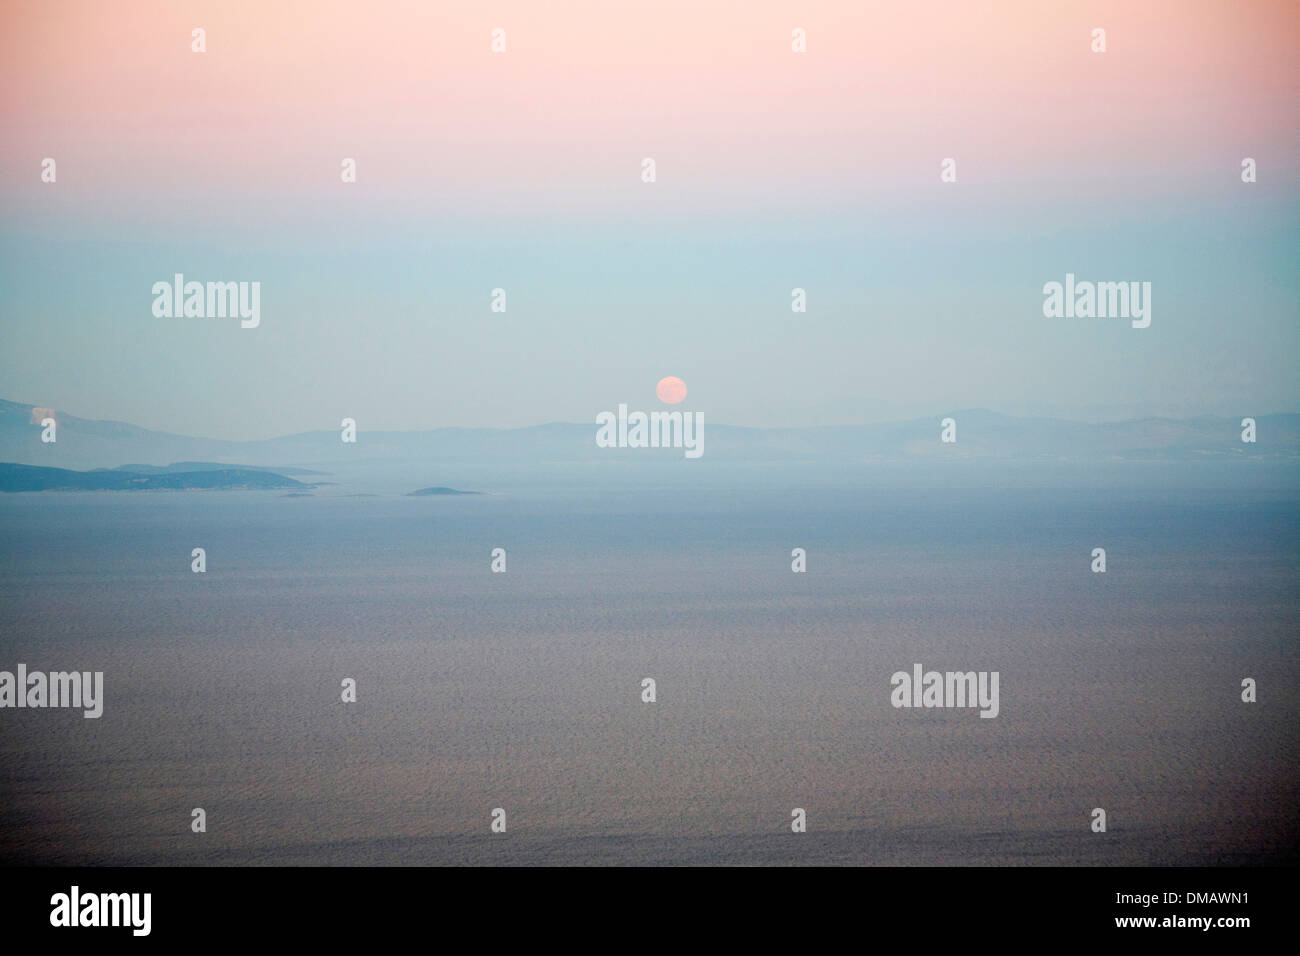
[2,398,1294,470]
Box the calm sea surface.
[2,463,1297,865]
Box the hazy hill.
[0,462,309,493]
[1,398,1294,470]
[97,461,325,476]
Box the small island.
[406,486,482,496]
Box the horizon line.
[3,397,1296,446]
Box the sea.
[1,461,1297,865]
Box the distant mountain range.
[1,398,1295,471]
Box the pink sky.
[3,0,1297,221]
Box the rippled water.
[1,465,1297,865]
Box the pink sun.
[656,376,687,404]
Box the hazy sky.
[2,0,1297,440]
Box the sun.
[656,376,687,404]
